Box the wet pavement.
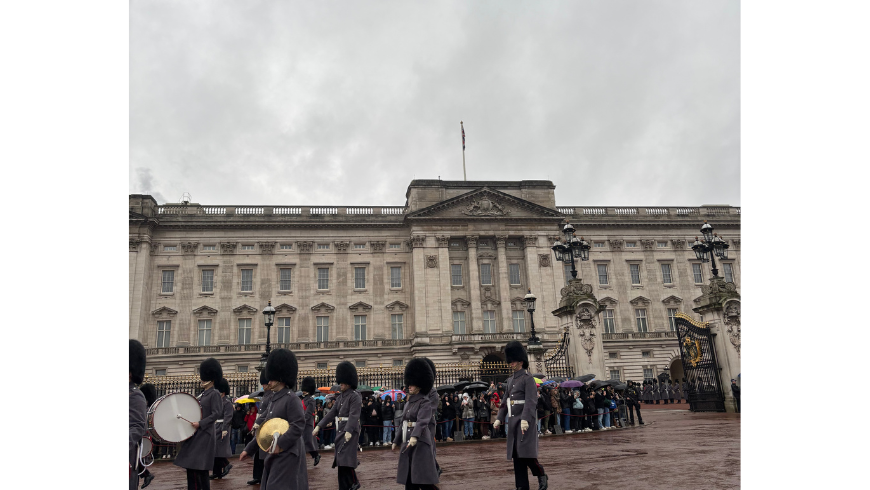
[141,409,739,489]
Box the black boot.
[538,474,549,490]
[313,453,321,466]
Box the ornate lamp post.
[551,221,591,279]
[256,301,277,374]
[691,220,730,278]
[524,289,540,345]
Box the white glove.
[521,420,529,432]
[222,431,228,438]
[391,443,397,451]
[312,426,320,436]
[493,420,501,429]
[408,436,417,447]
[252,423,260,430]
[345,432,352,443]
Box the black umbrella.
[295,390,303,398]
[574,374,596,383]
[529,373,546,379]
[612,383,627,391]
[547,377,566,383]
[359,389,374,398]
[589,380,612,390]
[436,384,456,394]
[454,381,473,391]
[465,382,488,392]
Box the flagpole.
[461,121,466,181]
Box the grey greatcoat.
[393,393,439,486]
[681,382,688,399]
[243,387,309,490]
[129,383,148,490]
[426,387,439,457]
[174,387,222,471]
[302,395,317,453]
[316,389,362,468]
[652,384,661,401]
[642,384,651,402]
[496,369,539,461]
[661,382,670,400]
[214,397,233,458]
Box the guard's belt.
[337,417,349,422]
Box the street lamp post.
[256,301,277,374]
[524,289,540,345]
[691,220,730,278]
[551,221,591,279]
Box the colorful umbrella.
[317,387,331,393]
[234,397,259,404]
[542,379,557,386]
[381,389,406,400]
[561,380,584,388]
[533,377,544,385]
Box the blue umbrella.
[380,389,406,400]
[314,395,326,402]
[542,380,558,386]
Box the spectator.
[540,386,553,434]
[461,393,474,439]
[441,394,456,441]
[559,387,573,433]
[231,403,246,455]
[322,399,335,449]
[595,389,608,430]
[244,405,257,443]
[549,387,561,433]
[363,396,382,446]
[476,393,491,440]
[571,391,583,432]
[489,389,502,438]
[381,396,395,444]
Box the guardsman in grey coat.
[249,370,271,485]
[420,358,442,478]
[641,381,650,404]
[313,361,363,490]
[138,383,158,489]
[211,378,234,479]
[300,376,321,466]
[129,340,148,490]
[652,379,661,404]
[672,380,682,404]
[494,341,548,490]
[661,380,671,404]
[681,379,689,401]
[240,349,309,490]
[392,358,439,489]
[174,357,223,490]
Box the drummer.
[174,357,223,490]
[420,358,441,478]
[129,340,148,490]
[138,383,158,489]
[313,361,362,490]
[240,348,308,489]
[300,376,321,466]
[391,358,439,489]
[211,378,234,480]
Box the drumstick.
[177,414,196,425]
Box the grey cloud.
[131,0,739,207]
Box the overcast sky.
[130,1,739,207]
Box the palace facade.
[130,179,740,383]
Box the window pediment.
[598,296,619,307]
[385,300,409,312]
[349,301,373,312]
[151,306,178,317]
[311,302,336,313]
[232,304,258,314]
[451,298,471,311]
[274,303,297,314]
[661,295,683,307]
[629,296,652,307]
[192,305,218,316]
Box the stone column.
[177,242,198,346]
[371,241,387,339]
[466,236,482,333]
[258,242,276,343]
[218,242,237,345]
[410,235,428,335]
[296,241,314,341]
[496,235,513,332]
[129,237,154,342]
[334,241,350,340]
[545,234,563,333]
[693,277,741,412]
[437,235,452,335]
[522,235,541,328]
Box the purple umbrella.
[561,380,584,388]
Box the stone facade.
[130,180,740,382]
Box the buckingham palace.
[129,179,740,384]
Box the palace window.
[198,319,212,346]
[277,317,291,343]
[480,263,492,285]
[317,243,330,250]
[661,263,673,284]
[279,268,292,291]
[668,309,678,331]
[643,368,654,379]
[203,245,216,251]
[483,311,497,334]
[635,309,648,332]
[354,267,366,289]
[389,243,401,249]
[610,369,621,381]
[354,315,367,341]
[201,269,214,293]
[237,366,248,373]
[238,318,252,344]
[356,360,366,368]
[509,264,521,285]
[354,243,366,249]
[317,362,328,369]
[317,268,329,290]
[316,316,329,342]
[602,310,616,333]
[393,359,403,367]
[280,244,292,250]
[241,269,253,292]
[597,264,609,285]
[163,245,177,252]
[642,351,651,358]
[657,241,668,248]
[161,270,174,293]
[594,242,604,248]
[723,263,734,283]
[452,311,466,334]
[391,314,404,340]
[630,264,641,285]
[156,321,171,348]
[241,245,254,251]
[625,242,637,248]
[390,267,402,288]
[692,263,704,283]
[155,369,166,376]
[451,264,463,286]
[609,352,618,359]
[512,310,526,333]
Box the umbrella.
[542,380,557,386]
[381,389,406,400]
[234,397,259,404]
[590,380,612,390]
[357,384,374,392]
[436,384,456,394]
[465,383,488,391]
[548,377,566,383]
[295,391,303,398]
[533,377,544,386]
[249,390,265,398]
[314,395,325,402]
[317,387,331,393]
[529,373,546,379]
[359,390,374,398]
[454,381,474,392]
[561,380,584,388]
[613,383,628,391]
[575,374,596,383]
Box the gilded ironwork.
[674,311,725,412]
[682,337,702,367]
[674,312,709,329]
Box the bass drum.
[147,392,202,443]
[140,436,153,455]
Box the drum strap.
[136,440,154,475]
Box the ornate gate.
[674,313,725,412]
[544,327,575,379]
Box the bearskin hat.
[265,348,298,389]
[140,383,158,407]
[130,339,146,384]
[504,340,529,369]
[260,369,268,386]
[301,376,316,395]
[404,358,435,394]
[653,378,659,384]
[335,361,358,390]
[199,357,223,383]
[421,357,436,379]
[216,378,230,395]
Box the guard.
[300,376,321,466]
[313,361,363,490]
[493,341,548,490]
[392,358,439,489]
[174,358,224,490]
[129,340,148,490]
